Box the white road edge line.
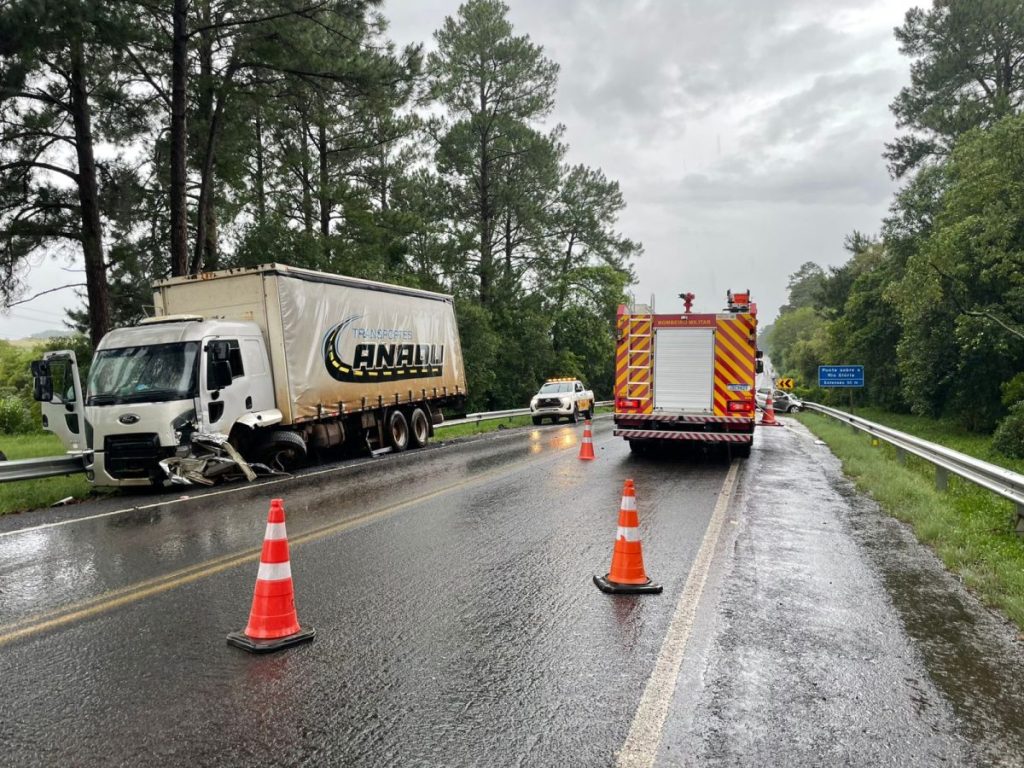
[615,460,740,768]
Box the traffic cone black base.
[593,574,663,595]
[227,625,316,654]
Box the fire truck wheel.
[734,444,752,459]
[409,407,430,448]
[387,410,410,452]
[628,440,646,455]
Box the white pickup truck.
[529,378,594,424]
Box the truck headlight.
[561,397,571,407]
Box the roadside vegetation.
[1,0,635,411]
[760,2,1024,454]
[798,410,1024,630]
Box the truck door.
[201,339,248,430]
[31,350,86,452]
[653,328,715,412]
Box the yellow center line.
[0,432,609,648]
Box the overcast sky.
[0,0,911,339]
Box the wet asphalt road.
[2,418,1023,766]
[0,420,731,766]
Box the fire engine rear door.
[653,328,715,412]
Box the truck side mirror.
[210,360,233,390]
[30,360,53,402]
[755,360,764,374]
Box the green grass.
[0,432,100,515]
[797,410,1024,628]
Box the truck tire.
[409,407,430,448]
[569,405,579,424]
[258,430,307,472]
[532,416,542,426]
[387,410,410,452]
[734,443,752,459]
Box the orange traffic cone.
[594,479,662,594]
[760,393,781,427]
[227,498,315,653]
[579,419,596,461]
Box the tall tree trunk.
[478,130,493,306]
[68,36,110,347]
[299,108,314,233]
[254,108,266,225]
[169,0,189,276]
[191,68,234,274]
[504,211,513,278]
[318,119,330,260]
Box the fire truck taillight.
[727,400,755,414]
[616,397,642,411]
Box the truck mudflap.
[613,428,753,443]
[158,432,277,486]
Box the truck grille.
[537,397,562,408]
[104,434,161,479]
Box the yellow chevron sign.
[776,377,795,390]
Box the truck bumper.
[613,428,753,444]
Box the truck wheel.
[734,444,752,459]
[629,440,646,455]
[570,405,579,424]
[532,416,542,426]
[409,407,430,448]
[258,430,307,472]
[387,410,410,452]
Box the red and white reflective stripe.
[620,494,637,511]
[264,522,288,540]
[614,429,752,443]
[256,561,292,581]
[616,526,641,542]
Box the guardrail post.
[896,447,906,465]
[1016,504,1024,536]
[935,467,949,492]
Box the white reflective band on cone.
[256,561,292,581]
[616,526,641,542]
[620,495,637,511]
[264,522,288,540]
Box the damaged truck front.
[32,264,467,487]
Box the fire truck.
[613,290,763,457]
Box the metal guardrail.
[0,402,616,483]
[0,453,88,483]
[437,401,614,429]
[805,403,1024,534]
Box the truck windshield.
[87,342,200,405]
[538,382,574,394]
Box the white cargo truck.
[32,264,467,487]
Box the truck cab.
[36,316,277,486]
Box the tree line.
[0,0,640,413]
[763,0,1024,454]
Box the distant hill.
[28,329,69,339]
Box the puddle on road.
[834,480,1024,765]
